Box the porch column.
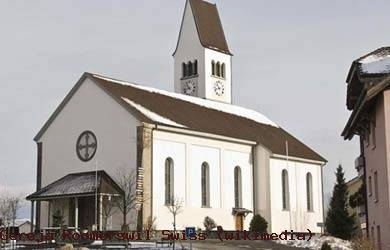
[30,201,34,233]
[99,195,103,231]
[74,197,79,230]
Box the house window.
[201,162,210,207]
[165,158,174,205]
[234,166,242,208]
[282,169,290,210]
[370,119,376,148]
[368,176,372,196]
[374,171,378,201]
[306,172,313,211]
[211,60,215,75]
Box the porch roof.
[26,170,123,201]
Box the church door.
[235,215,243,231]
[78,196,95,230]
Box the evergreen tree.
[325,165,356,240]
[249,214,268,233]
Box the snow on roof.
[359,53,390,74]
[121,97,186,128]
[93,74,278,128]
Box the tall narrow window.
[221,63,225,78]
[374,171,378,201]
[182,63,186,78]
[165,158,174,205]
[368,176,372,196]
[234,166,242,208]
[306,173,313,211]
[194,60,198,75]
[371,119,376,148]
[377,225,381,249]
[201,162,210,207]
[282,169,290,210]
[216,62,221,77]
[211,60,215,75]
[188,61,193,76]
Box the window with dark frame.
[306,172,313,211]
[165,158,174,205]
[282,169,289,210]
[234,166,242,208]
[374,171,379,201]
[201,162,210,207]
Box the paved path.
[187,239,305,250]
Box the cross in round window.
[76,131,97,162]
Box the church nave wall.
[151,129,254,230]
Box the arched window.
[201,162,210,207]
[216,62,221,77]
[221,63,225,78]
[211,60,215,76]
[306,172,313,211]
[194,60,198,75]
[234,166,242,208]
[182,62,186,78]
[188,61,193,76]
[282,169,289,210]
[165,158,174,205]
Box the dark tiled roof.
[27,170,123,200]
[189,0,231,55]
[90,74,325,162]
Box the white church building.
[28,0,326,233]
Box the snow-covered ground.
[276,235,353,250]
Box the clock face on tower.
[213,80,225,96]
[182,79,197,96]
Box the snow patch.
[276,235,353,250]
[121,97,187,128]
[94,74,278,127]
[360,54,390,74]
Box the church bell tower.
[173,0,232,104]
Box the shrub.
[321,242,332,250]
[203,216,217,231]
[249,214,268,233]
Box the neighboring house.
[27,0,326,233]
[346,176,366,235]
[342,46,390,249]
[0,219,34,234]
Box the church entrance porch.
[232,208,252,231]
[27,170,124,232]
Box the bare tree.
[166,196,183,250]
[114,168,138,228]
[8,195,21,233]
[101,195,120,231]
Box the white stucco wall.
[38,77,141,229]
[152,130,254,230]
[269,158,323,233]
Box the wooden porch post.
[30,201,34,233]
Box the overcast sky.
[1,0,389,217]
